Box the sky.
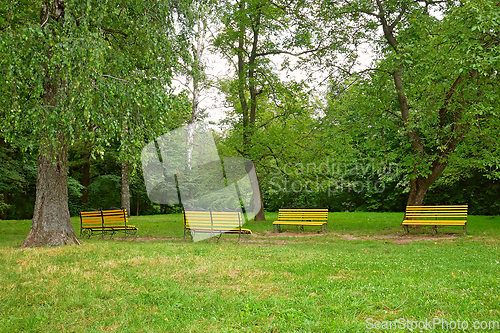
[171,26,377,129]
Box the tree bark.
[242,160,266,221]
[407,177,428,206]
[234,2,266,221]
[121,161,131,218]
[253,177,266,221]
[21,142,80,247]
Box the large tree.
[213,0,352,220]
[0,0,189,247]
[327,0,500,206]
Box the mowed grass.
[0,212,499,332]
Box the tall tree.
[214,0,345,220]
[327,0,500,206]
[0,0,190,247]
[173,0,215,175]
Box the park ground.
[0,212,499,332]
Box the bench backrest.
[184,210,243,231]
[80,209,129,229]
[404,205,468,220]
[278,208,329,222]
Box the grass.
[0,212,499,332]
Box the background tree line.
[0,0,498,246]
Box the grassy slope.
[0,213,499,332]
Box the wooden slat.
[273,221,324,226]
[403,221,466,225]
[276,217,328,220]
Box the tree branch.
[90,24,129,37]
[255,43,328,58]
[358,10,380,18]
[389,4,407,30]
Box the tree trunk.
[252,174,266,221]
[121,161,131,218]
[407,177,429,206]
[22,0,80,247]
[21,143,80,248]
[235,4,266,221]
[253,190,266,221]
[376,4,461,213]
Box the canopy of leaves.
[0,0,192,156]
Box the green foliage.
[427,171,500,215]
[0,0,192,157]
[0,141,37,219]
[87,174,122,210]
[317,0,500,207]
[0,196,8,216]
[0,0,498,218]
[67,176,83,216]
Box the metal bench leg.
[403,225,409,235]
[463,223,467,235]
[216,233,223,243]
[432,226,438,236]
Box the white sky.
[172,37,376,129]
[173,4,443,130]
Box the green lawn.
[0,213,499,332]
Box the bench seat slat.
[187,227,251,232]
[273,221,325,226]
[402,220,466,225]
[405,215,467,218]
[406,211,467,214]
[187,224,245,228]
[406,205,468,208]
[278,217,327,220]
[279,209,328,211]
[278,213,328,216]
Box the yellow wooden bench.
[183,210,251,241]
[79,208,137,238]
[273,208,329,233]
[402,205,468,235]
